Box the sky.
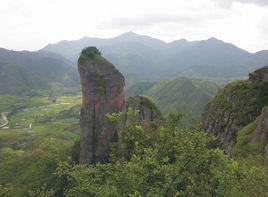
[1,0,268,52]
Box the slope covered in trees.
[126,77,219,126]
[4,109,266,197]
[0,48,79,95]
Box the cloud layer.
[0,0,267,52]
[215,0,268,7]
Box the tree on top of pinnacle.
[80,46,101,60]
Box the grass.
[232,122,257,156]
[232,121,267,167]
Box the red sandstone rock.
[78,47,125,164]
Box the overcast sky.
[1,0,268,52]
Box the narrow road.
[0,112,8,128]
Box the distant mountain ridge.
[1,32,268,95]
[0,48,79,95]
[41,32,268,84]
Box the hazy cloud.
[105,14,206,28]
[215,0,268,7]
[236,0,268,6]
[104,7,227,31]
[259,14,268,35]
[0,0,268,52]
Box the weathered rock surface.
[78,47,125,164]
[0,112,8,128]
[202,66,268,154]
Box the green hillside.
[0,48,80,96]
[126,77,219,126]
[0,62,48,95]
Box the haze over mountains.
[0,48,79,95]
[1,31,268,96]
[42,32,268,84]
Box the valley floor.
[0,94,81,196]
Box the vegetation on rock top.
[126,96,163,120]
[81,47,101,58]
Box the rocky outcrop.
[248,66,268,84]
[202,66,268,154]
[124,96,162,123]
[78,47,125,164]
[0,112,8,128]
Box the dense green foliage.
[22,110,268,197]
[80,47,101,60]
[0,95,267,196]
[79,46,111,69]
[126,77,219,126]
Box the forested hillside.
[0,48,79,95]
[126,77,219,126]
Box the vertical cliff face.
[202,66,268,154]
[78,47,125,164]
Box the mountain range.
[42,32,268,85]
[0,48,79,95]
[1,32,268,96]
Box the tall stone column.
[78,47,124,164]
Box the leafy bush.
[52,111,268,197]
